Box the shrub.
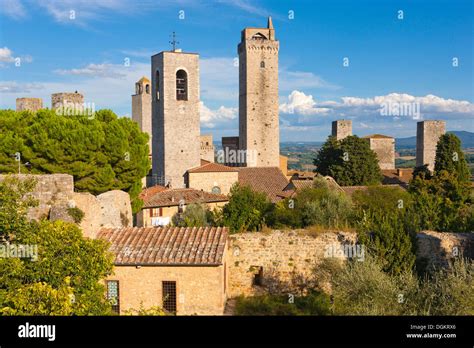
[234,292,331,316]
[68,207,85,224]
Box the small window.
[107,280,120,314]
[155,70,160,100]
[162,281,177,314]
[176,70,188,101]
[260,61,265,68]
[145,84,150,94]
[252,266,263,287]
[212,186,221,194]
[150,208,163,217]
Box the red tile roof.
[382,168,413,185]
[139,185,168,200]
[98,226,228,266]
[237,167,289,203]
[142,188,228,208]
[188,161,238,173]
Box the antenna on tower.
[169,32,179,51]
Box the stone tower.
[51,92,84,111]
[151,49,200,188]
[238,17,280,167]
[332,120,352,141]
[132,76,152,156]
[416,120,446,172]
[16,98,43,112]
[363,134,395,170]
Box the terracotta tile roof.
[200,159,211,165]
[142,188,228,208]
[237,167,289,203]
[362,134,394,139]
[97,226,228,266]
[282,175,344,198]
[139,185,168,200]
[188,161,238,173]
[382,168,413,185]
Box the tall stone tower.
[238,17,279,167]
[151,49,200,188]
[416,120,446,172]
[332,120,352,141]
[132,77,152,156]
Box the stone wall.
[16,98,43,112]
[228,230,357,297]
[0,174,132,238]
[417,230,474,271]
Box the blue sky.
[0,0,472,141]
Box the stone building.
[200,134,215,163]
[99,226,229,315]
[136,185,228,227]
[187,160,239,195]
[151,49,201,188]
[132,77,152,156]
[238,17,280,167]
[16,97,43,112]
[331,120,352,140]
[363,134,395,170]
[51,92,84,112]
[416,120,446,172]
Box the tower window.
[145,84,150,94]
[135,83,141,95]
[155,70,160,100]
[176,69,188,101]
[260,61,265,68]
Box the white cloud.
[200,102,237,128]
[280,90,474,120]
[1,0,27,19]
[0,47,15,63]
[54,63,127,78]
[0,47,32,67]
[279,90,330,115]
[0,81,44,94]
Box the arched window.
[155,70,160,100]
[260,61,265,68]
[212,186,221,194]
[135,82,140,94]
[176,69,188,101]
[145,84,150,94]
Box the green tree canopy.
[434,133,470,182]
[222,183,271,233]
[314,135,382,186]
[0,177,115,315]
[0,109,150,212]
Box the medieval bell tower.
[238,17,280,167]
[151,47,201,188]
